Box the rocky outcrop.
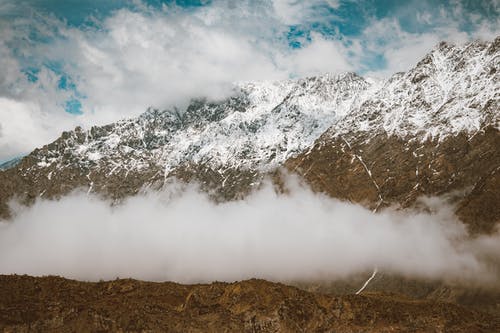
[0,275,498,333]
[286,126,500,233]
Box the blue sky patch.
[64,98,83,115]
[22,67,40,83]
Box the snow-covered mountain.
[30,72,370,177]
[26,38,499,176]
[329,39,499,141]
[1,37,499,232]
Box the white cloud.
[360,19,444,77]
[272,0,340,25]
[0,98,42,158]
[416,12,432,25]
[0,179,499,284]
[0,98,70,160]
[358,16,498,77]
[284,33,353,75]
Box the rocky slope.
[1,275,498,333]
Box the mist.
[1,179,499,285]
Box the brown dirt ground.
[0,275,499,333]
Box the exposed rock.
[0,275,498,333]
[286,126,500,233]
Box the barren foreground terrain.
[0,275,499,332]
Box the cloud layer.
[1,180,499,285]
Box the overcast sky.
[0,0,498,161]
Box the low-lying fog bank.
[1,178,499,286]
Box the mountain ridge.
[0,37,498,231]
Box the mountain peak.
[326,36,499,141]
